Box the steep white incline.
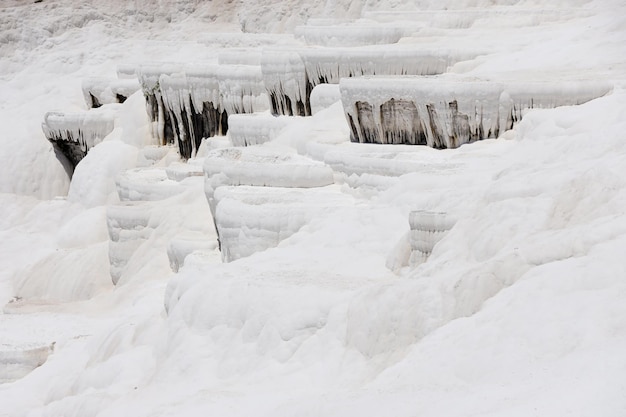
[1,1,626,417]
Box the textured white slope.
[1,2,626,417]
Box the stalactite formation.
[341,77,612,148]
[261,46,472,117]
[42,110,116,169]
[140,64,267,159]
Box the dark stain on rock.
[89,93,102,109]
[380,98,427,145]
[426,104,446,149]
[355,101,378,144]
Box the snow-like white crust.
[227,113,297,146]
[213,185,351,262]
[340,76,613,147]
[81,77,141,109]
[42,106,118,167]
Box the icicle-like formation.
[159,65,224,159]
[301,46,462,85]
[106,203,153,285]
[261,48,309,116]
[262,45,474,117]
[216,65,269,115]
[503,82,616,131]
[158,64,269,159]
[42,107,117,168]
[213,186,351,262]
[136,63,184,147]
[218,48,263,66]
[408,210,456,267]
[227,113,296,147]
[293,24,405,46]
[81,77,140,109]
[340,76,613,148]
[341,77,501,147]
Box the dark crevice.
[89,93,102,109]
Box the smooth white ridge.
[81,77,141,109]
[310,84,342,114]
[167,233,218,272]
[116,168,186,202]
[218,48,263,66]
[294,24,405,46]
[227,113,297,147]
